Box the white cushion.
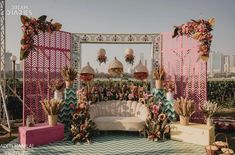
[94,116,145,131]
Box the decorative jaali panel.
[161,32,207,121]
[23,31,71,125]
[71,33,161,88]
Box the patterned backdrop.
[23,31,71,125]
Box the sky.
[5,0,235,72]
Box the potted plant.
[49,79,65,100]
[199,100,217,126]
[153,67,165,89]
[41,99,63,126]
[61,66,78,88]
[174,97,195,125]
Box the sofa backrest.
[89,100,149,121]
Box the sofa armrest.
[139,105,149,121]
[89,105,96,120]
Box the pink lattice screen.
[161,32,207,121]
[23,31,71,125]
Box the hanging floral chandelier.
[97,48,107,65]
[125,48,135,65]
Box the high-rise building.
[16,63,21,71]
[209,51,223,73]
[230,55,235,73]
[5,52,12,72]
[223,55,230,73]
[20,61,24,71]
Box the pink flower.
[70,103,75,109]
[79,103,86,109]
[128,93,134,100]
[152,105,159,114]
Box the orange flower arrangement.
[172,18,215,61]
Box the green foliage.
[207,80,235,108]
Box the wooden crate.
[170,122,215,145]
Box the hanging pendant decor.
[125,48,135,65]
[80,62,95,82]
[172,18,215,61]
[108,57,123,76]
[133,60,148,81]
[97,48,107,65]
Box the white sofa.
[89,100,149,131]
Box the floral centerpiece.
[20,15,62,60]
[172,18,215,61]
[125,48,135,65]
[41,99,63,126]
[48,79,65,100]
[174,97,195,125]
[61,66,77,88]
[199,100,217,126]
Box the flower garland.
[172,18,215,61]
[20,15,62,60]
[70,89,97,144]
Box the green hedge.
[207,80,235,108]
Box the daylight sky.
[5,0,235,72]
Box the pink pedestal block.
[19,123,64,148]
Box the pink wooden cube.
[19,123,64,148]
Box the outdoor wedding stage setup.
[1,15,234,155]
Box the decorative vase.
[180,116,189,125]
[206,117,213,126]
[54,90,63,100]
[155,80,162,89]
[65,80,73,89]
[48,115,57,126]
[166,91,174,100]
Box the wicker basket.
[214,133,228,150]
[205,145,218,155]
[221,148,234,155]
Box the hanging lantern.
[80,62,95,82]
[108,57,123,76]
[125,48,135,65]
[133,60,148,81]
[97,48,107,65]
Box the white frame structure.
[71,33,161,88]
